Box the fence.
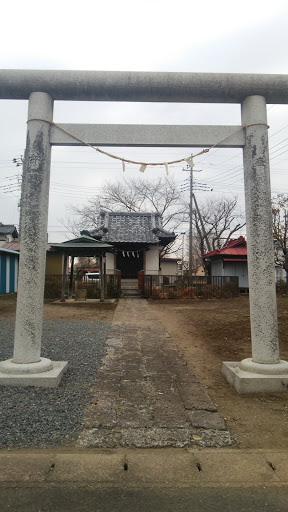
[44,273,121,299]
[139,275,239,299]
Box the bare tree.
[190,196,246,265]
[67,176,186,234]
[272,194,288,274]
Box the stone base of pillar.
[222,361,288,394]
[0,361,68,388]
[0,357,54,374]
[240,358,288,375]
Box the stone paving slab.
[187,410,227,430]
[77,299,231,448]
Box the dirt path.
[150,296,288,450]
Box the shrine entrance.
[0,70,288,391]
[116,249,144,279]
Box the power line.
[270,148,288,161]
[269,123,288,139]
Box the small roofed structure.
[203,236,248,290]
[82,211,176,279]
[50,235,114,302]
[0,223,18,243]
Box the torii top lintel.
[1,70,288,104]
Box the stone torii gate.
[0,70,288,392]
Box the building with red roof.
[203,236,248,290]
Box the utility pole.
[181,163,212,277]
[181,161,201,277]
[188,163,193,276]
[181,161,194,276]
[181,232,186,276]
[193,193,212,253]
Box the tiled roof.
[87,211,175,245]
[203,236,247,258]
[0,223,18,236]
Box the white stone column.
[14,93,53,364]
[222,96,288,392]
[240,95,288,373]
[0,92,68,386]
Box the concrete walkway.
[78,298,231,448]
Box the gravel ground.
[0,318,111,449]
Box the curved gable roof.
[86,211,175,246]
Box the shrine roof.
[85,211,175,246]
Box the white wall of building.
[211,259,248,288]
[160,259,179,275]
[224,261,248,288]
[145,246,160,275]
[211,260,223,276]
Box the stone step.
[121,279,139,290]
[122,289,140,297]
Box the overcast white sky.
[1,0,288,241]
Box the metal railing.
[139,275,239,299]
[44,273,121,299]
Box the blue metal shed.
[0,247,19,294]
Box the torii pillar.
[0,92,68,387]
[222,96,288,392]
